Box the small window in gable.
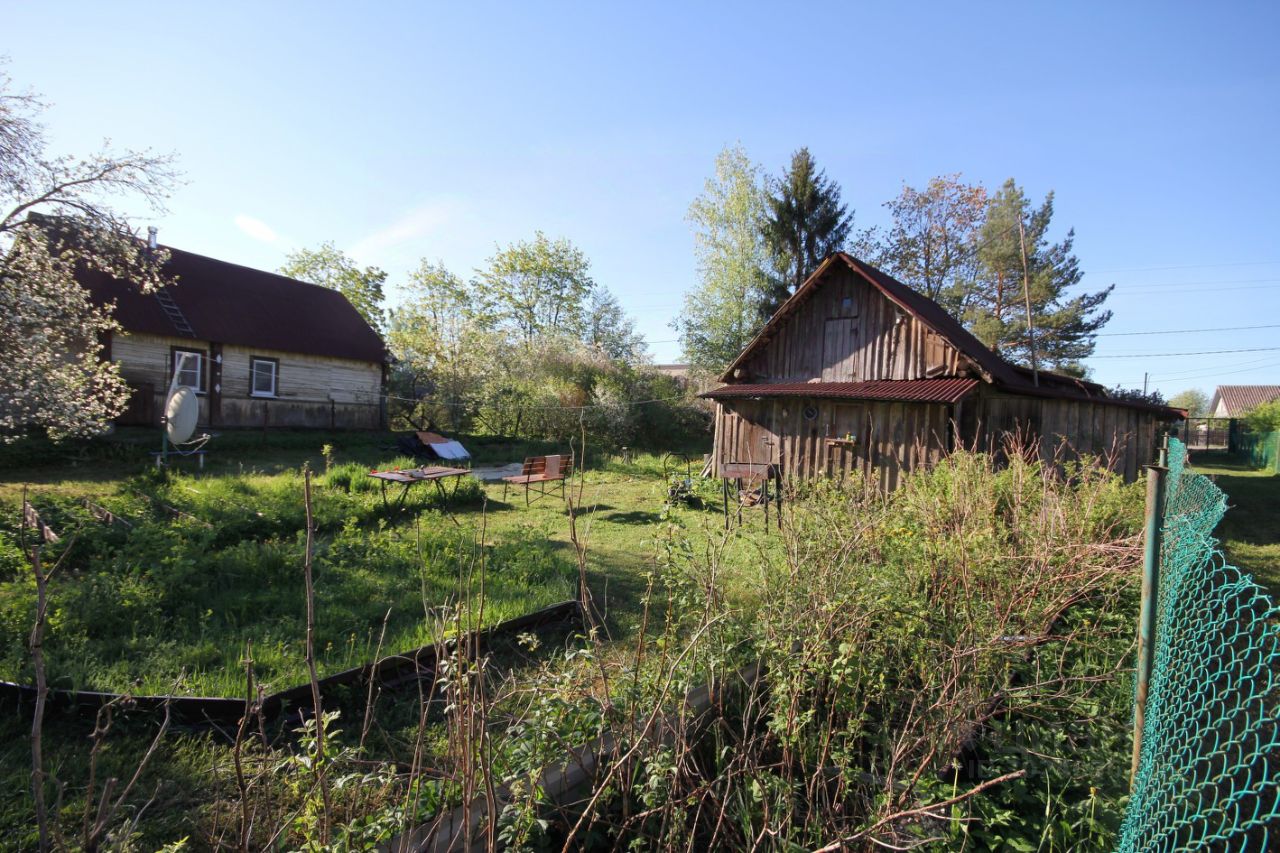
[251,357,278,398]
[172,348,206,393]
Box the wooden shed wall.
[715,392,1165,490]
[964,391,1161,483]
[713,397,953,491]
[738,266,965,383]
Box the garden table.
[368,466,470,516]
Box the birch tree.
[676,144,772,372]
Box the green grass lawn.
[0,429,755,697]
[1188,450,1280,596]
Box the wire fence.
[1117,437,1280,851]
[1237,430,1280,474]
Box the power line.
[1145,355,1280,382]
[1096,323,1280,337]
[1092,346,1280,360]
[1121,357,1280,387]
[1083,260,1280,275]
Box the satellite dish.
[165,386,198,444]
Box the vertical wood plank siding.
[713,262,1170,486]
[739,266,964,383]
[713,398,953,487]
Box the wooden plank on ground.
[21,500,59,544]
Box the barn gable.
[728,260,969,384]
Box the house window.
[250,357,278,398]
[171,348,206,393]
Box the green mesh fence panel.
[1117,438,1280,851]
[1238,431,1280,474]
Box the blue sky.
[6,1,1279,398]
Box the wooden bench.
[502,453,573,506]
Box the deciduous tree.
[863,175,987,318]
[279,242,387,332]
[479,232,595,342]
[0,65,177,441]
[676,144,772,372]
[586,287,647,363]
[1168,388,1209,417]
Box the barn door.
[822,317,859,382]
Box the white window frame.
[250,357,278,398]
[171,348,206,394]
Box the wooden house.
[79,236,389,430]
[703,254,1181,488]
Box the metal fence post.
[1131,458,1168,787]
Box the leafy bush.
[1242,399,1280,432]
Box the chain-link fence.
[1117,438,1280,850]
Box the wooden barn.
[78,235,389,431]
[703,253,1181,489]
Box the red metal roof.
[702,379,979,404]
[68,230,388,364]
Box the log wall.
[110,332,384,429]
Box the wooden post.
[1131,458,1167,787]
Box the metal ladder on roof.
[154,290,196,337]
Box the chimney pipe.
[147,226,158,250]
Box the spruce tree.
[760,148,853,316]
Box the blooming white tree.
[0,64,177,441]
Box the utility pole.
[1018,215,1039,387]
[1144,372,1149,395]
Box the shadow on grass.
[599,509,662,525]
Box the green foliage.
[279,241,388,332]
[969,179,1113,373]
[759,146,853,314]
[480,232,596,343]
[1167,388,1209,417]
[859,174,988,319]
[528,450,1148,850]
[1242,398,1280,432]
[676,144,773,372]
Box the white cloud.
[234,214,279,243]
[348,200,459,260]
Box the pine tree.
[760,148,853,315]
[967,179,1112,375]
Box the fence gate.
[1179,417,1234,451]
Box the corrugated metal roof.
[58,224,389,364]
[702,379,979,404]
[1210,386,1280,417]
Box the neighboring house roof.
[1208,385,1280,418]
[70,232,387,364]
[703,378,979,405]
[718,253,1178,417]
